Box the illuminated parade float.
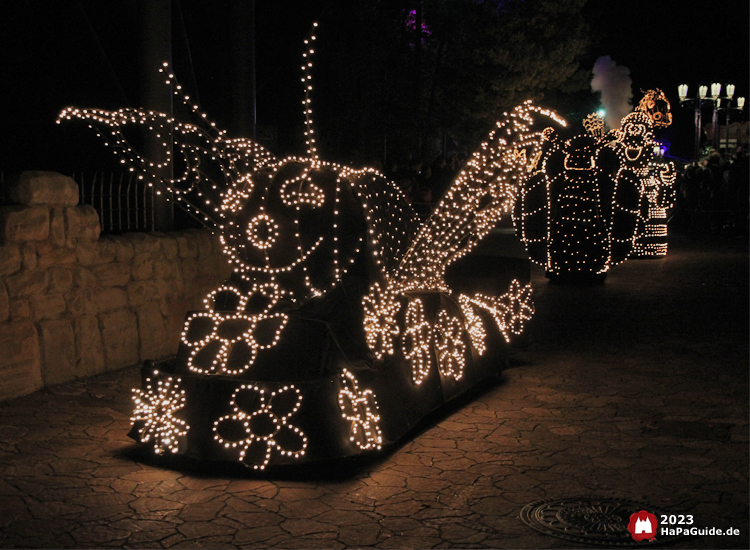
[513,90,675,281]
[59,27,568,468]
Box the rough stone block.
[93,262,131,287]
[20,242,37,270]
[36,242,76,270]
[137,304,170,360]
[0,245,22,277]
[76,240,116,266]
[94,287,128,312]
[126,280,158,309]
[72,266,97,288]
[180,258,198,288]
[48,268,74,293]
[66,288,98,317]
[195,230,214,259]
[131,253,154,281]
[0,206,50,243]
[30,293,67,320]
[167,264,186,295]
[38,318,76,386]
[0,320,42,401]
[5,270,48,299]
[123,233,160,256]
[110,236,134,262]
[74,315,105,378]
[159,237,178,259]
[100,309,138,371]
[6,171,79,207]
[177,234,199,258]
[65,205,101,243]
[152,259,173,279]
[50,207,66,247]
[0,285,8,322]
[9,299,30,320]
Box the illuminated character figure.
[632,89,675,257]
[636,88,672,129]
[514,91,676,280]
[514,127,636,280]
[607,108,675,258]
[60,28,566,469]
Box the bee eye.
[246,214,279,250]
[280,176,326,208]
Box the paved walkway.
[0,232,747,549]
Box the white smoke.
[591,56,633,130]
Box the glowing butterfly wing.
[58,64,277,230]
[57,107,276,229]
[392,102,567,290]
[348,169,422,278]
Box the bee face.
[615,112,653,168]
[221,159,366,299]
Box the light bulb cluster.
[434,309,467,380]
[636,88,673,128]
[392,102,567,292]
[462,282,535,342]
[582,113,605,140]
[358,104,562,384]
[402,298,433,384]
[205,283,284,315]
[514,90,676,275]
[212,384,307,470]
[131,372,189,455]
[338,369,383,450]
[363,279,534,384]
[58,64,276,229]
[362,282,401,360]
[301,22,319,158]
[64,27,559,466]
[457,295,488,355]
[181,310,288,375]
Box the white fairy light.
[131,373,189,455]
[63,23,557,467]
[213,384,307,470]
[338,369,383,450]
[514,90,676,274]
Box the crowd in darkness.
[384,152,469,219]
[672,146,750,235]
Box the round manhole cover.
[520,497,684,546]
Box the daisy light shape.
[213,384,307,470]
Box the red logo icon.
[628,510,658,541]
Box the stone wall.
[0,172,232,401]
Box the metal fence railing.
[75,172,155,234]
[0,171,155,234]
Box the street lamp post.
[679,83,745,160]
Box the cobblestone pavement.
[0,233,747,549]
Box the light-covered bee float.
[59,27,566,469]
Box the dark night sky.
[1,0,747,172]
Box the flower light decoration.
[213,384,307,470]
[62,24,564,468]
[338,369,383,450]
[131,372,189,455]
[514,90,676,279]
